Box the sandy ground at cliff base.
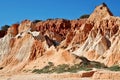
[0,72,92,80]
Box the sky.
[0,0,120,28]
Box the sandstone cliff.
[0,4,120,80]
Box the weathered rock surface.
[0,3,120,79]
[88,3,113,22]
[92,71,120,80]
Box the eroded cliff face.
[0,3,120,75]
[71,3,120,67]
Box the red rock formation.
[18,20,31,33]
[71,3,120,67]
[0,3,120,78]
[7,24,19,36]
[30,40,45,60]
[31,19,87,41]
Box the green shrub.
[32,20,42,23]
[1,25,10,31]
[54,64,70,73]
[46,18,54,21]
[32,65,53,74]
[68,64,79,73]
[32,58,115,74]
[32,62,93,74]
[79,14,90,19]
[107,65,120,71]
